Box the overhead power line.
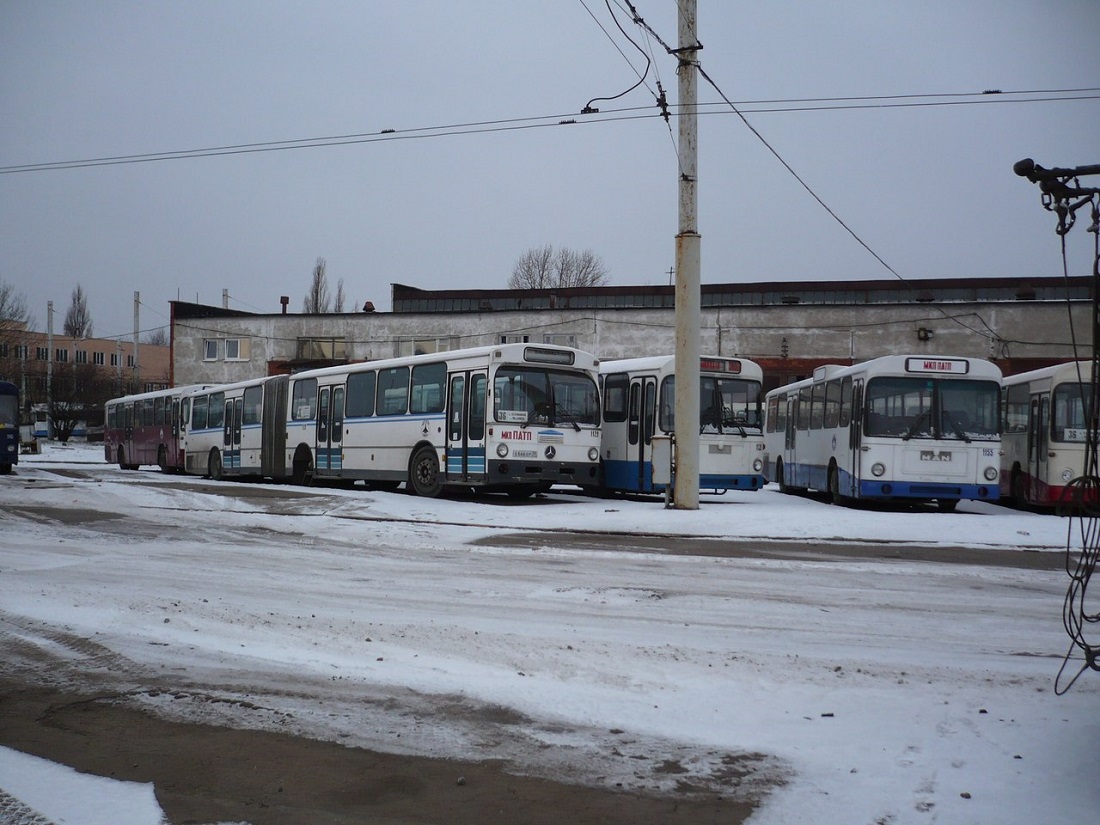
[1,88,1095,175]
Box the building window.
[397,337,456,357]
[203,339,219,361]
[110,353,119,367]
[55,348,69,363]
[295,337,346,360]
[93,351,105,366]
[75,349,88,364]
[36,346,49,360]
[225,337,250,361]
[127,355,135,367]
[15,345,28,359]
[0,343,7,357]
[542,334,576,348]
[500,334,530,344]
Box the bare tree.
[302,257,331,313]
[143,327,169,347]
[508,245,610,290]
[334,278,346,313]
[1,278,33,348]
[63,284,94,338]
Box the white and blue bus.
[764,355,1002,511]
[277,343,602,497]
[599,355,766,494]
[182,375,287,480]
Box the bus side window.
[603,374,628,423]
[469,374,486,441]
[628,383,641,445]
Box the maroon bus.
[104,385,210,471]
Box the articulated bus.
[598,355,766,494]
[184,344,603,497]
[182,375,287,480]
[764,355,1002,511]
[104,385,211,471]
[0,380,18,474]
[1001,360,1097,508]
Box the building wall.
[0,328,170,410]
[171,298,1090,387]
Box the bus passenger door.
[849,380,864,493]
[628,377,657,490]
[1028,394,1049,500]
[223,398,242,470]
[315,386,343,472]
[446,371,487,481]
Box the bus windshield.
[865,377,999,441]
[493,367,599,427]
[658,376,763,433]
[1052,382,1095,443]
[0,394,16,425]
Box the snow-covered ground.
[1,441,1098,824]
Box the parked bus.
[182,375,287,480]
[104,385,211,471]
[30,403,88,440]
[764,355,1002,511]
[1001,360,1097,508]
[598,355,766,494]
[0,380,18,474]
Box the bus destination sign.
[904,357,969,375]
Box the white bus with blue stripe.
[182,375,285,480]
[764,355,1002,511]
[598,355,766,494]
[284,344,602,497]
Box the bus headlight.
[588,447,599,462]
[1062,468,1074,482]
[871,462,886,477]
[984,466,998,481]
[752,458,763,472]
[496,443,509,458]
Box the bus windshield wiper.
[902,409,932,440]
[940,409,972,443]
[554,403,582,431]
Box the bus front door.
[446,371,487,482]
[627,377,657,491]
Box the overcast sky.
[1,1,1097,340]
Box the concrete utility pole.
[673,0,701,509]
[46,301,54,422]
[133,291,140,392]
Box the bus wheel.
[936,499,959,513]
[158,445,169,473]
[1011,468,1029,509]
[0,463,11,475]
[409,446,443,498]
[209,449,223,481]
[291,447,313,486]
[828,464,843,505]
[776,459,789,493]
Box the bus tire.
[209,449,223,481]
[0,463,11,475]
[1011,467,1029,509]
[828,463,843,505]
[291,446,313,486]
[158,445,170,474]
[409,446,443,498]
[776,459,789,493]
